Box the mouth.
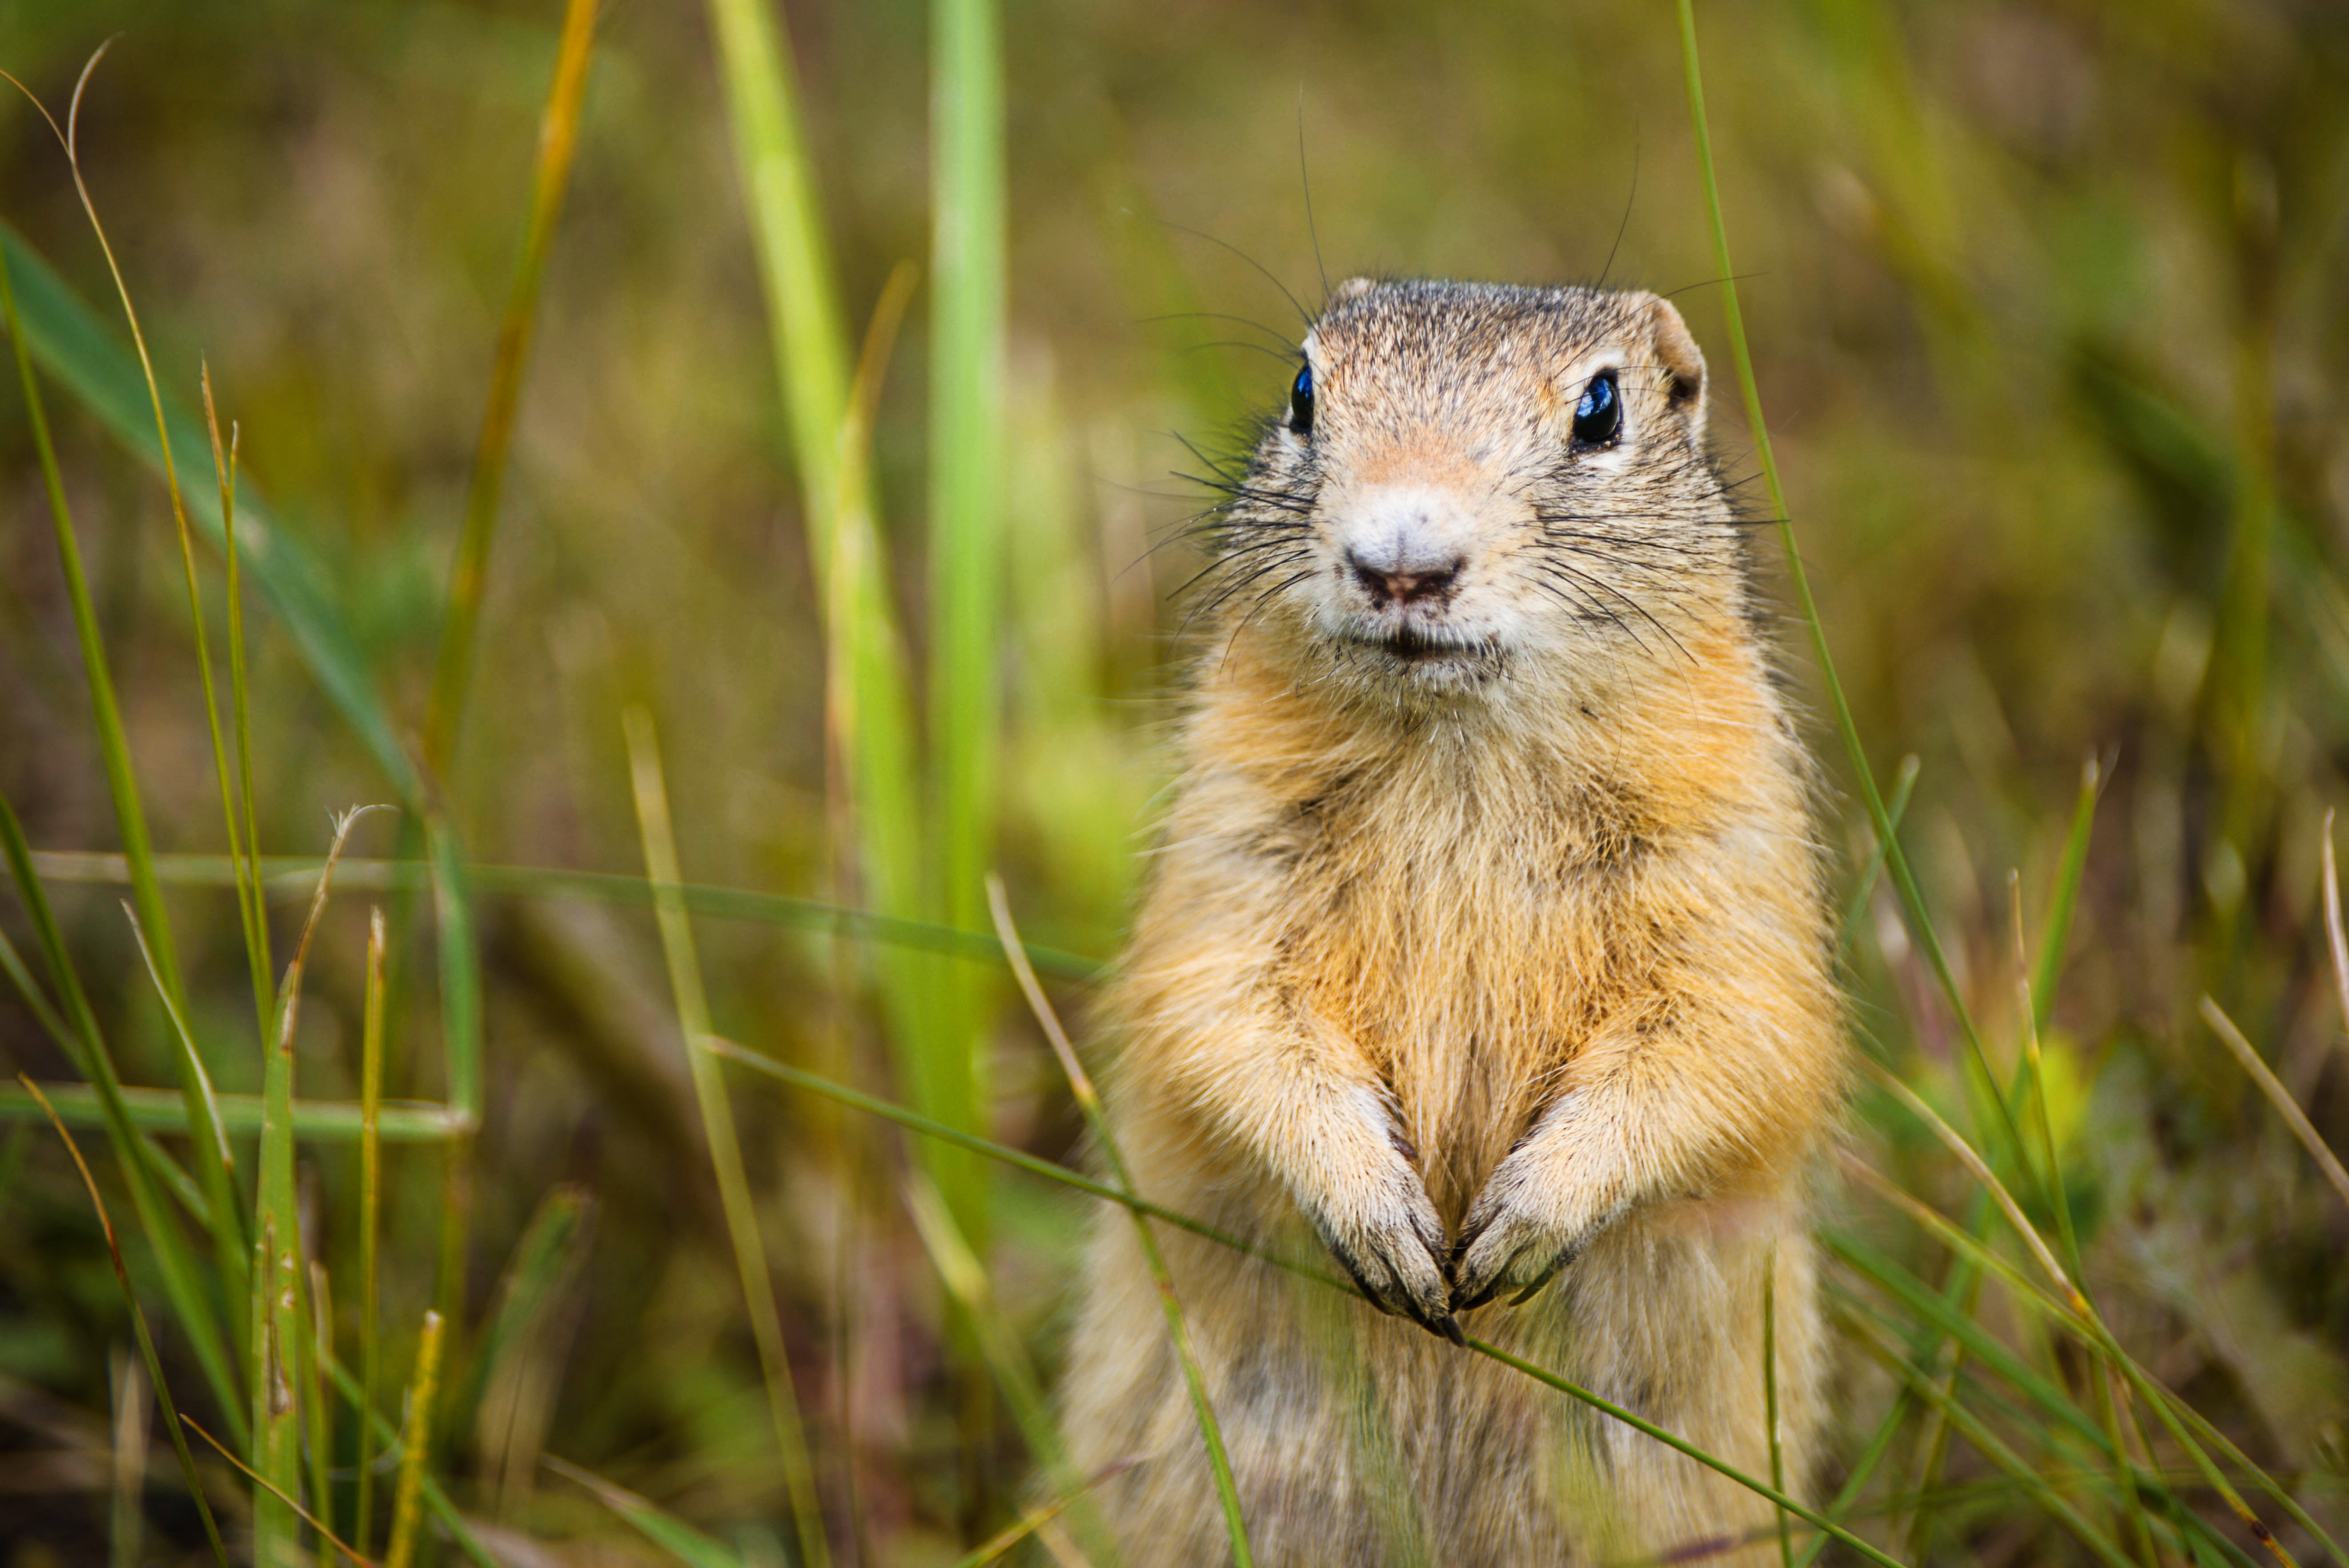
[1341,624,1496,664]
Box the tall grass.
[2,0,2347,1564]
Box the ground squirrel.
[1059,278,1844,1564]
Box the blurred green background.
[1,0,2346,1563]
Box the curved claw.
[1453,1184,1604,1312]
[1313,1201,1460,1342]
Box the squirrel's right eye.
[1289,363,1315,436]
[1572,369,1621,447]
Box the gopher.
[1059,278,1842,1566]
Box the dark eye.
[1571,369,1620,447]
[1289,362,1315,436]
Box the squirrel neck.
[1190,614,1790,851]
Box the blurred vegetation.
[0,0,2346,1564]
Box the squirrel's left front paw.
[1452,1145,1615,1312]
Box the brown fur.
[1060,280,1843,1565]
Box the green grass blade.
[356,907,388,1553]
[1842,1310,2139,1568]
[0,791,244,1440]
[2031,758,2104,1029]
[299,1261,335,1549]
[988,879,1253,1566]
[927,0,1009,1237]
[319,1340,501,1568]
[0,1083,467,1141]
[1765,1243,1793,1568]
[384,1308,446,1568]
[904,1176,1119,1564]
[1837,753,1919,964]
[444,1182,590,1460]
[22,1078,233,1568]
[34,850,1108,978]
[543,1455,747,1568]
[1,232,254,1312]
[1466,1333,1909,1568]
[701,0,966,1261]
[424,822,484,1126]
[422,0,600,777]
[48,57,264,1133]
[625,709,832,1568]
[123,902,252,1329]
[1672,0,2031,1183]
[200,369,274,1044]
[702,0,849,516]
[0,221,419,800]
[0,163,189,1024]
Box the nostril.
[1395,558,1463,604]
[1349,550,1464,607]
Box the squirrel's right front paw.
[1292,1111,1461,1342]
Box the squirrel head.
[1201,278,1746,706]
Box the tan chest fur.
[1118,620,1820,1223]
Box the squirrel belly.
[1059,279,1843,1566]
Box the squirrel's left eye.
[1289,363,1316,436]
[1571,369,1621,447]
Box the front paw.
[1296,1122,1461,1342]
[1452,1144,1614,1312]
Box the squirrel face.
[1209,278,1740,701]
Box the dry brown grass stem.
[2199,997,2349,1213]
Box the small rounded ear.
[1642,294,1708,438]
[1333,276,1377,302]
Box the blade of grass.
[2013,873,2160,1568]
[2325,815,2349,1047]
[1672,0,2029,1182]
[255,806,382,1567]
[21,1076,232,1568]
[1765,1241,1793,1568]
[34,850,1108,978]
[356,907,388,1554]
[183,1415,374,1567]
[123,901,250,1322]
[1837,754,1920,963]
[988,875,1256,1565]
[2031,757,2105,1030]
[949,1465,1140,1568]
[903,1176,1119,1564]
[0,87,189,1022]
[109,1344,146,1568]
[300,1261,336,1550]
[1842,1310,2140,1568]
[444,1183,590,1460]
[200,367,272,1042]
[927,0,1009,1224]
[543,1454,746,1568]
[0,1084,466,1141]
[0,217,418,798]
[1,174,252,1328]
[422,0,600,776]
[0,791,244,1439]
[384,1309,444,1568]
[2200,997,2349,1211]
[317,1342,499,1568]
[705,0,966,1278]
[47,56,279,1109]
[624,709,831,1568]
[1865,1063,2311,1565]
